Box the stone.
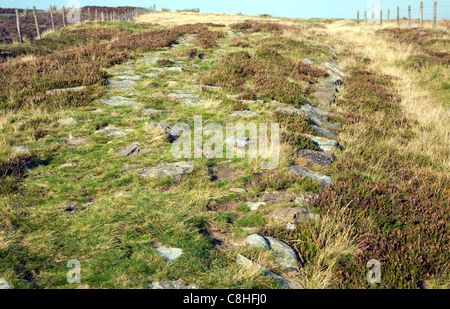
[141,108,164,116]
[309,136,340,152]
[312,88,336,107]
[226,94,240,99]
[0,279,12,289]
[59,117,77,125]
[288,165,333,187]
[64,203,76,213]
[168,93,202,99]
[148,280,198,289]
[318,75,344,86]
[297,149,334,166]
[149,123,173,140]
[46,86,86,96]
[106,80,136,88]
[228,110,259,117]
[151,67,183,72]
[95,125,131,138]
[224,136,256,149]
[267,207,319,226]
[302,58,314,65]
[101,96,143,107]
[229,188,247,194]
[11,146,30,155]
[155,246,183,262]
[300,103,330,117]
[115,75,142,81]
[115,143,141,157]
[137,161,194,180]
[245,234,270,250]
[324,62,346,78]
[311,124,335,139]
[236,254,302,289]
[181,99,203,105]
[66,134,88,146]
[122,164,140,171]
[275,106,337,131]
[92,108,102,113]
[245,202,266,211]
[60,163,77,169]
[145,73,159,78]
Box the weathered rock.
[122,164,140,171]
[46,86,86,96]
[155,246,183,262]
[312,88,336,107]
[302,58,314,65]
[297,149,334,166]
[309,136,340,152]
[288,165,333,187]
[245,234,301,271]
[151,67,183,72]
[324,62,346,78]
[11,146,30,154]
[236,254,302,289]
[311,124,335,139]
[0,279,12,289]
[59,117,77,125]
[168,93,202,99]
[137,161,194,180]
[60,162,77,169]
[64,203,76,213]
[145,73,159,78]
[95,125,131,138]
[245,201,266,211]
[300,103,330,117]
[66,134,88,146]
[106,80,136,88]
[115,143,141,157]
[115,75,142,81]
[228,110,259,117]
[224,136,256,149]
[318,75,344,86]
[267,207,319,226]
[229,188,247,194]
[141,108,164,116]
[275,106,337,131]
[148,123,175,141]
[101,96,143,107]
[148,280,198,289]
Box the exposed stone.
[114,75,142,81]
[95,125,132,138]
[324,62,346,78]
[274,106,337,131]
[60,163,77,169]
[46,86,86,96]
[66,134,88,146]
[141,108,164,116]
[312,88,336,107]
[311,124,335,139]
[302,58,314,65]
[300,103,330,117]
[149,123,174,141]
[0,279,12,289]
[59,117,77,125]
[148,280,198,289]
[115,143,141,157]
[245,201,266,211]
[106,80,136,88]
[151,67,183,72]
[245,234,270,249]
[11,146,30,154]
[224,136,256,149]
[297,149,334,166]
[168,93,202,99]
[101,96,143,107]
[236,254,302,289]
[228,110,259,117]
[122,164,140,171]
[229,188,247,194]
[137,161,194,180]
[145,73,159,78]
[288,165,333,187]
[267,207,319,226]
[64,203,76,213]
[309,136,340,152]
[155,246,183,262]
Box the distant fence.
[13,6,154,44]
[356,1,443,28]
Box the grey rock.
[245,201,266,211]
[101,96,143,107]
[229,188,247,194]
[309,136,340,152]
[149,123,173,140]
[168,93,202,99]
[324,62,346,78]
[300,103,330,116]
[106,80,136,88]
[288,165,333,187]
[302,58,314,65]
[141,108,164,115]
[59,117,77,125]
[115,143,141,157]
[115,75,142,81]
[11,146,30,155]
[137,161,194,180]
[66,134,88,146]
[92,108,102,113]
[148,280,198,289]
[60,163,77,169]
[145,73,159,78]
[151,67,183,72]
[228,110,259,117]
[46,86,86,96]
[95,125,131,138]
[275,106,337,131]
[0,279,12,289]
[226,94,240,99]
[122,164,140,171]
[181,99,203,105]
[318,75,344,86]
[236,254,302,289]
[155,246,183,262]
[267,207,319,225]
[311,124,335,139]
[224,136,256,149]
[245,234,270,250]
[297,149,334,166]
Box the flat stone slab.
[155,246,183,262]
[151,67,183,72]
[228,110,259,117]
[185,85,222,90]
[149,123,183,141]
[137,161,194,180]
[46,86,86,96]
[0,279,12,289]
[266,207,319,226]
[66,134,88,146]
[245,201,266,211]
[148,280,198,289]
[302,58,314,65]
[229,188,247,194]
[106,80,136,88]
[275,106,337,131]
[141,108,164,115]
[311,124,335,139]
[297,149,334,166]
[60,117,77,125]
[114,75,142,81]
[236,254,302,289]
[101,96,143,107]
[318,75,344,86]
[168,93,202,99]
[224,136,256,150]
[309,136,340,152]
[115,143,141,157]
[312,88,336,107]
[324,62,346,78]
[11,146,30,155]
[288,165,333,187]
[145,73,159,78]
[95,125,132,138]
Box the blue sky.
[2,0,449,19]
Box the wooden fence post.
[408,5,411,27]
[33,6,41,39]
[387,9,390,25]
[62,7,66,27]
[364,11,367,25]
[380,10,382,25]
[357,10,359,24]
[15,9,23,43]
[433,1,437,29]
[371,11,374,24]
[95,10,97,21]
[420,2,423,27]
[87,8,90,21]
[50,6,55,31]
